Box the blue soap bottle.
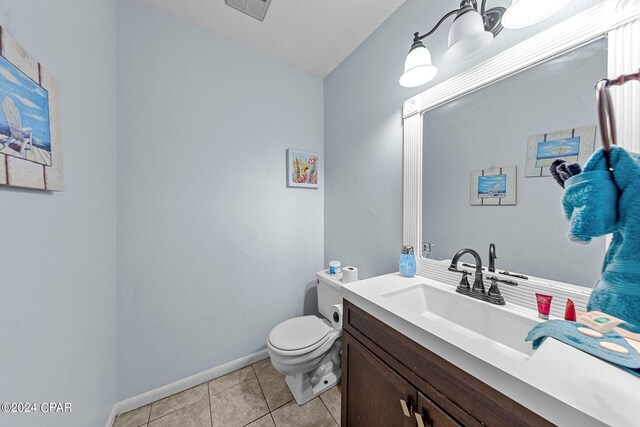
[399,245,416,277]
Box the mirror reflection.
[422,38,607,287]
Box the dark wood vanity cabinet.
[341,300,553,427]
[343,331,415,427]
[343,333,460,427]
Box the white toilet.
[267,270,343,405]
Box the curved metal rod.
[606,67,640,87]
[414,9,459,42]
[596,79,616,152]
[596,68,640,153]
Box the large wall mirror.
[403,0,640,291]
[422,39,607,287]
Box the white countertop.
[341,273,640,427]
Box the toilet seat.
[268,316,333,356]
[267,317,341,379]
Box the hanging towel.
[562,146,640,325]
[562,170,617,243]
[526,320,640,375]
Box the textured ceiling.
[140,0,406,77]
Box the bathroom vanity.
[341,300,550,426]
[339,273,640,427]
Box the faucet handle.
[458,272,471,290]
[487,277,501,297]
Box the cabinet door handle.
[400,399,413,417]
[416,412,432,427]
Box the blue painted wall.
[0,1,116,426]
[116,0,324,400]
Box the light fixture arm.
[412,9,459,44]
[411,0,504,46]
[480,0,488,15]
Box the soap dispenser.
[399,245,416,277]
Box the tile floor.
[113,359,341,427]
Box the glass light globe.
[502,0,573,29]
[399,44,438,88]
[443,9,493,63]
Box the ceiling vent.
[225,0,272,22]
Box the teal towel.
[526,320,640,375]
[562,170,617,243]
[562,147,640,324]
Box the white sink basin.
[381,283,537,356]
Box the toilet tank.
[316,270,343,319]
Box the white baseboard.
[105,406,117,427]
[106,348,269,426]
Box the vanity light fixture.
[399,0,573,88]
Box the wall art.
[0,27,63,191]
[287,149,318,189]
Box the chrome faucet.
[448,248,505,305]
[489,243,497,272]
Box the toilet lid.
[268,316,332,352]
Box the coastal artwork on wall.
[0,26,63,191]
[525,126,596,178]
[470,166,516,206]
[287,149,319,189]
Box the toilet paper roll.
[331,304,343,330]
[342,266,359,284]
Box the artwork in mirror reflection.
[478,175,506,198]
[537,138,579,163]
[525,125,596,177]
[422,38,607,288]
[470,166,516,206]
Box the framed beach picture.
[0,26,63,191]
[470,166,516,206]
[525,126,596,178]
[287,149,319,189]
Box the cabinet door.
[342,332,416,427]
[416,392,462,427]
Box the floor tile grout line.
[207,374,213,427]
[268,397,294,413]
[251,363,272,412]
[242,413,271,427]
[252,360,294,413]
[208,366,258,425]
[319,393,340,427]
[209,376,255,398]
[147,397,213,427]
[237,364,269,426]
[148,383,209,423]
[144,397,209,426]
